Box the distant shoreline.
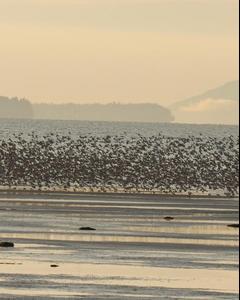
[0,187,238,199]
[0,117,239,126]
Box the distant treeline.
[0,96,33,119]
[33,103,174,122]
[0,97,174,122]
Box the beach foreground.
[0,192,239,299]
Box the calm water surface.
[0,119,238,138]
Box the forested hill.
[0,98,174,122]
[32,103,174,123]
[0,96,33,119]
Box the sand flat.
[0,192,239,299]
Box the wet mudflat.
[0,192,239,299]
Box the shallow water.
[0,192,239,299]
[0,119,238,139]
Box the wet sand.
[0,192,239,299]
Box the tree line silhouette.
[0,96,33,119]
[0,96,174,122]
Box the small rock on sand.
[227,224,239,228]
[164,216,174,221]
[79,227,96,231]
[0,241,14,248]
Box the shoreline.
[0,187,238,199]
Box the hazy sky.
[0,0,238,104]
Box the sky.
[0,0,238,105]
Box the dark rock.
[227,224,239,228]
[164,216,174,221]
[79,227,96,231]
[50,264,59,268]
[0,241,14,248]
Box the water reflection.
[0,261,238,294]
[0,193,239,299]
[124,225,238,236]
[0,232,238,247]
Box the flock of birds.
[0,132,239,195]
